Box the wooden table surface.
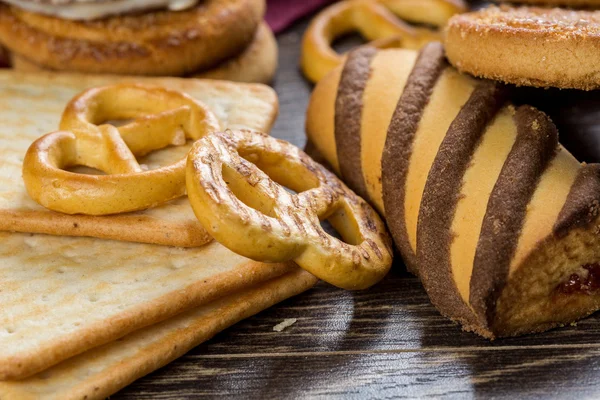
[117,8,600,399]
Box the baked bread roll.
[306,43,600,338]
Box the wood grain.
[116,4,600,399]
[117,346,600,398]
[117,274,600,399]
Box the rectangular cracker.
[0,231,295,380]
[0,269,317,400]
[0,71,279,247]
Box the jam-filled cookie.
[306,43,600,338]
[445,5,600,90]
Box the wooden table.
[118,11,600,399]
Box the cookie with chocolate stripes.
[306,43,600,338]
[444,6,600,90]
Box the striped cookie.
[306,43,600,338]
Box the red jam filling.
[555,263,600,295]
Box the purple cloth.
[266,0,335,33]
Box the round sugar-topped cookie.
[445,5,600,90]
[496,0,600,6]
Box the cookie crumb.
[273,318,297,332]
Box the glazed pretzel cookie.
[23,83,221,215]
[445,6,600,90]
[301,0,466,83]
[186,129,393,290]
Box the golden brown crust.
[0,231,296,380]
[445,5,600,90]
[11,21,278,84]
[0,0,265,76]
[192,22,278,84]
[0,269,317,400]
[23,84,222,216]
[10,54,47,72]
[0,208,211,248]
[493,217,600,338]
[186,130,393,290]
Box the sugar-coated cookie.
[496,0,600,6]
[445,5,600,90]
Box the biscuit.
[444,5,600,90]
[0,71,278,247]
[11,21,279,84]
[0,269,316,400]
[0,231,297,380]
[0,0,264,76]
[496,0,600,6]
[193,22,278,84]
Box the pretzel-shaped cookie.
[301,0,466,83]
[186,130,393,290]
[23,83,221,215]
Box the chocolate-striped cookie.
[306,43,600,338]
[445,6,600,90]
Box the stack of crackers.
[0,72,317,399]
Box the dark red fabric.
[266,0,335,33]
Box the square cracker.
[0,269,317,400]
[0,71,279,247]
[0,231,295,380]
